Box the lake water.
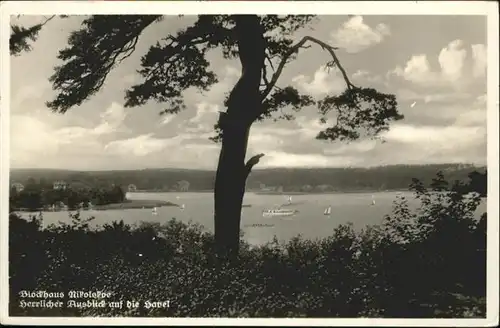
[22,191,486,246]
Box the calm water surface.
[24,192,486,246]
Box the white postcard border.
[0,1,498,326]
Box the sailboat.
[288,196,293,204]
[180,204,185,210]
[152,207,158,215]
[371,195,376,206]
[324,206,332,216]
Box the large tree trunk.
[214,15,266,260]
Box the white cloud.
[93,102,129,135]
[160,115,175,126]
[190,102,220,124]
[178,65,239,132]
[248,133,285,151]
[10,115,62,159]
[438,39,467,83]
[292,66,346,96]
[471,44,487,78]
[454,94,487,127]
[184,65,239,107]
[351,70,384,85]
[102,133,220,169]
[389,54,440,86]
[248,117,382,161]
[262,151,356,168]
[251,116,325,144]
[330,16,391,53]
[382,123,485,151]
[294,116,326,139]
[104,133,171,157]
[247,118,328,157]
[10,102,128,167]
[454,109,486,127]
[323,139,378,155]
[103,129,219,159]
[388,40,484,89]
[475,93,487,105]
[247,124,295,156]
[396,88,473,103]
[11,83,50,109]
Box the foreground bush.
[9,174,486,318]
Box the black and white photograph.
[1,1,498,326]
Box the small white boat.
[180,204,185,210]
[262,208,297,217]
[371,195,376,206]
[152,207,158,215]
[287,196,293,204]
[324,206,332,216]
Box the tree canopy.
[46,15,403,142]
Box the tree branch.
[244,153,265,179]
[265,51,276,72]
[261,63,270,89]
[260,36,357,102]
[41,15,56,26]
[117,35,139,64]
[47,15,162,112]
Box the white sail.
[324,206,332,215]
[152,207,158,215]
[180,204,185,210]
[371,195,376,205]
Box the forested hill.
[10,164,485,193]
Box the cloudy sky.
[9,14,487,170]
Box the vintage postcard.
[0,0,498,326]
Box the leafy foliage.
[9,182,127,211]
[10,24,44,56]
[10,15,68,56]
[317,87,403,141]
[47,15,163,111]
[9,173,486,317]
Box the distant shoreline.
[133,190,214,193]
[13,199,179,213]
[252,189,410,195]
[93,199,179,210]
[129,189,410,195]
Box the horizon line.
[9,162,485,173]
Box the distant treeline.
[10,163,486,194]
[9,182,126,212]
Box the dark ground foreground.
[9,175,486,318]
